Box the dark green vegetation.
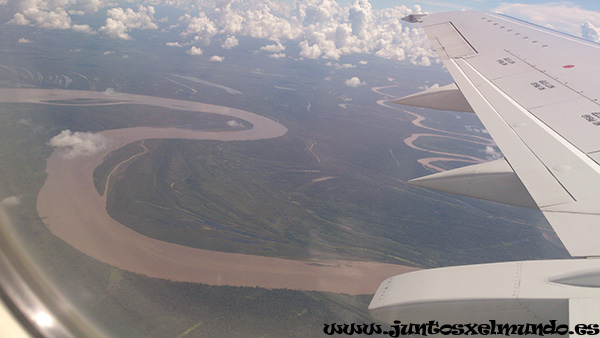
[106,116,565,267]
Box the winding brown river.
[0,88,417,295]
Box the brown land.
[0,88,418,295]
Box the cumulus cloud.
[299,40,321,59]
[418,83,440,91]
[1,196,21,207]
[180,12,218,45]
[581,22,600,42]
[327,62,355,69]
[484,146,502,160]
[166,41,183,47]
[260,42,285,52]
[221,35,238,49]
[48,130,109,159]
[227,120,244,128]
[9,8,72,30]
[269,53,286,58]
[5,0,435,65]
[358,60,367,64]
[7,13,30,26]
[210,55,224,62]
[7,4,94,34]
[18,38,32,43]
[99,5,157,40]
[176,0,433,65]
[345,76,364,87]
[72,24,93,33]
[186,46,203,55]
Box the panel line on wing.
[504,50,600,107]
[446,59,573,207]
[459,59,600,201]
[489,13,600,51]
[448,21,478,54]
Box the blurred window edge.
[0,207,102,338]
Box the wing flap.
[421,22,477,59]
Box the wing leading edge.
[370,11,600,334]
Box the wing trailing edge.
[369,259,600,329]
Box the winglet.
[402,14,427,23]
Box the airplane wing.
[370,11,600,335]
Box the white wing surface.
[404,11,600,258]
[370,12,600,335]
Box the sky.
[2,0,600,66]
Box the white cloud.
[260,42,285,52]
[327,62,355,69]
[8,13,31,25]
[1,196,21,207]
[5,0,108,33]
[12,8,72,30]
[166,41,183,47]
[227,120,244,128]
[358,60,367,64]
[484,146,502,160]
[180,12,218,45]
[103,88,122,97]
[5,0,435,65]
[345,76,364,87]
[349,0,372,38]
[18,38,32,43]
[418,83,440,91]
[48,130,109,159]
[186,46,203,55]
[176,1,431,65]
[99,18,130,39]
[210,55,224,62]
[221,35,238,49]
[581,22,600,42]
[269,53,286,58]
[299,40,321,59]
[72,24,93,33]
[103,50,115,55]
[99,5,157,40]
